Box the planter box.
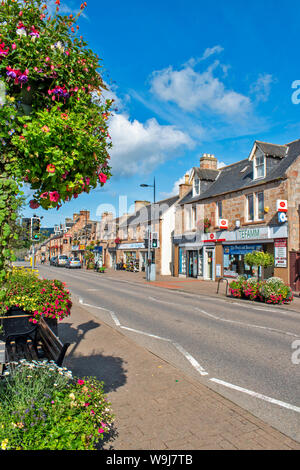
[1,307,58,338]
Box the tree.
[0,0,113,296]
[244,251,274,280]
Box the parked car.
[57,255,69,267]
[65,257,82,269]
[50,256,58,266]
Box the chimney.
[200,153,218,170]
[80,210,90,220]
[179,173,192,199]
[134,200,151,212]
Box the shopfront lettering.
[237,227,269,240]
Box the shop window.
[179,248,187,275]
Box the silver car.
[57,255,69,267]
[66,257,82,269]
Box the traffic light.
[152,233,158,248]
[31,217,41,241]
[21,218,31,241]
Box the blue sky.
[22,0,300,227]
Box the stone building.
[173,140,300,289]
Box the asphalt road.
[35,264,300,442]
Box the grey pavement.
[59,300,300,450]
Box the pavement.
[59,298,300,450]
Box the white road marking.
[172,342,209,376]
[120,326,171,342]
[79,298,121,326]
[195,307,299,338]
[78,296,209,376]
[210,378,300,414]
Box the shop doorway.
[290,251,300,291]
[188,251,198,278]
[204,248,215,280]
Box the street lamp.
[140,177,156,204]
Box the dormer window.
[253,148,266,179]
[193,178,200,196]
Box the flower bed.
[0,267,72,323]
[229,276,293,304]
[0,359,114,450]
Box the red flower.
[29,200,40,209]
[46,164,56,173]
[98,172,107,183]
[49,191,60,202]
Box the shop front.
[117,242,146,272]
[178,244,204,278]
[203,224,288,282]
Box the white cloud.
[250,73,275,102]
[109,113,194,178]
[150,61,252,117]
[185,45,224,67]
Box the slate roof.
[121,195,179,227]
[192,167,219,181]
[181,139,300,204]
[255,141,287,158]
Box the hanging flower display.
[0,0,112,211]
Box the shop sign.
[274,238,287,268]
[224,244,263,255]
[119,243,145,250]
[237,227,269,241]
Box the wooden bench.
[3,317,70,372]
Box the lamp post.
[140,178,156,281]
[140,177,156,204]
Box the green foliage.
[0,360,114,450]
[244,251,274,268]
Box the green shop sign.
[237,227,269,241]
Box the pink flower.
[85,177,90,185]
[40,192,48,199]
[98,428,105,434]
[98,172,107,183]
[49,191,60,202]
[41,125,50,133]
[77,379,85,385]
[12,43,17,50]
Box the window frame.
[253,149,266,180]
[216,201,223,222]
[193,177,200,197]
[255,191,264,221]
[246,194,254,222]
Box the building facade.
[173,140,300,289]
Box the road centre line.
[209,378,300,414]
[41,266,297,317]
[194,307,299,338]
[78,297,209,377]
[76,296,300,414]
